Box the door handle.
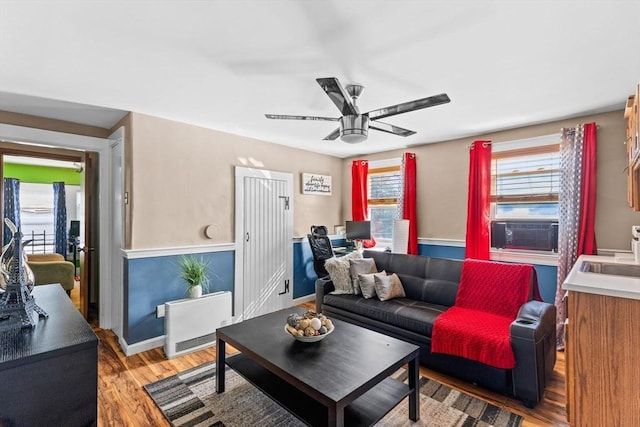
[278,279,290,295]
[78,247,95,253]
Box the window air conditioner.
[491,220,558,252]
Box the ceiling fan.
[265,77,450,144]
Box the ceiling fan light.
[341,132,367,144]
[340,115,369,144]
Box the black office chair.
[308,230,333,278]
[310,225,328,237]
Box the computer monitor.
[69,220,80,238]
[345,220,371,240]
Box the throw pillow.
[349,258,378,295]
[326,251,363,294]
[358,271,387,299]
[374,273,406,301]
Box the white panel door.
[241,172,293,319]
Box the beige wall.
[127,113,342,248]
[343,110,640,251]
[3,107,633,251]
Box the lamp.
[340,115,369,144]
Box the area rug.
[144,362,523,427]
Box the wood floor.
[96,304,568,426]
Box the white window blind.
[368,166,401,240]
[492,145,560,203]
[368,168,402,203]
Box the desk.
[332,246,348,255]
[0,284,98,426]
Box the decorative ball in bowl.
[284,310,334,342]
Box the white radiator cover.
[164,291,232,358]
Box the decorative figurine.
[0,220,35,292]
[0,219,48,331]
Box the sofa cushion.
[325,252,362,294]
[424,257,463,283]
[358,271,386,299]
[323,294,448,337]
[374,273,406,301]
[387,253,429,277]
[395,274,458,307]
[349,258,377,295]
[363,250,392,273]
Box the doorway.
[234,167,293,321]
[0,143,98,322]
[0,123,118,331]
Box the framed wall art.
[301,173,331,195]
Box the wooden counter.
[563,256,640,426]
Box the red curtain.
[577,123,597,255]
[351,160,376,247]
[402,153,418,254]
[351,160,368,221]
[465,140,492,260]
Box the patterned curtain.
[53,182,67,255]
[554,123,598,349]
[395,153,418,254]
[3,178,21,247]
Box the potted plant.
[179,255,210,298]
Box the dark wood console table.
[0,284,98,426]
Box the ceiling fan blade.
[323,128,341,140]
[265,114,339,121]
[316,77,358,116]
[369,121,416,137]
[367,93,450,121]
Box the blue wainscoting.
[123,241,557,347]
[292,240,558,304]
[418,243,558,304]
[293,240,316,299]
[123,251,234,345]
[419,244,466,260]
[292,237,346,299]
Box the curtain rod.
[467,141,491,149]
[466,123,601,149]
[562,124,601,131]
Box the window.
[492,144,560,219]
[19,182,82,254]
[490,136,560,254]
[20,182,55,254]
[368,164,401,242]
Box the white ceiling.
[1,0,639,158]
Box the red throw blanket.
[431,259,537,369]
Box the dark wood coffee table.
[216,307,420,427]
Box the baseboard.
[119,335,165,356]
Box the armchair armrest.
[511,300,556,340]
[510,300,557,407]
[315,276,335,313]
[28,260,76,293]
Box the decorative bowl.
[284,324,334,342]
